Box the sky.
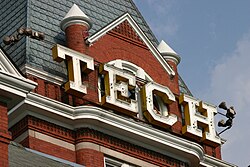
[134,1,250,166]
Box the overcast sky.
[134,1,250,166]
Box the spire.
[157,40,181,65]
[60,4,92,31]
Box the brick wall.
[76,148,104,167]
[21,136,76,162]
[14,20,222,166]
[10,116,191,166]
[0,102,11,167]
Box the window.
[104,157,135,167]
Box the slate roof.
[9,142,84,167]
[0,0,191,95]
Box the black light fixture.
[3,27,45,45]
[217,101,236,135]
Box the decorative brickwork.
[109,20,147,49]
[88,29,179,94]
[112,20,143,42]
[204,145,221,159]
[10,116,189,166]
[76,128,189,167]
[10,116,75,144]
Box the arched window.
[107,59,152,81]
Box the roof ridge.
[129,0,159,46]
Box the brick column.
[76,148,104,167]
[157,40,181,95]
[65,24,89,53]
[60,4,92,55]
[59,4,99,104]
[0,102,11,167]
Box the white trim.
[201,155,237,167]
[0,49,37,108]
[20,64,67,85]
[86,13,175,76]
[108,59,153,81]
[8,92,236,166]
[0,48,37,92]
[0,49,22,77]
[0,71,37,94]
[9,92,198,166]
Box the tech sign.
[52,44,221,147]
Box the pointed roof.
[157,40,181,65]
[60,4,92,31]
[0,0,191,96]
[157,40,177,55]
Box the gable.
[0,48,37,109]
[87,13,175,77]
[109,20,147,47]
[0,49,23,77]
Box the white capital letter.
[179,94,221,146]
[99,64,138,116]
[52,44,94,97]
[141,82,177,127]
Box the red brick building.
[0,1,236,167]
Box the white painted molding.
[7,92,235,167]
[201,155,237,167]
[0,49,22,77]
[9,92,201,165]
[0,48,37,108]
[0,71,37,94]
[20,65,67,86]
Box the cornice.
[20,65,67,86]
[0,71,37,94]
[8,92,201,166]
[8,92,236,166]
[201,155,237,167]
[0,71,37,109]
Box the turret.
[60,4,92,53]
